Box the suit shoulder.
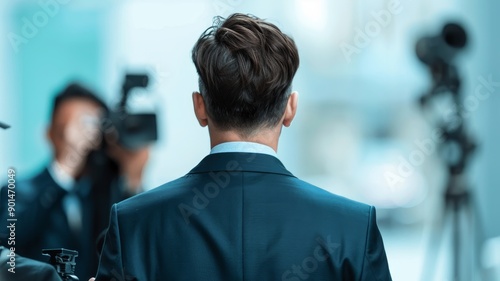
[115,175,193,212]
[289,177,372,215]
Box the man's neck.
[208,126,281,152]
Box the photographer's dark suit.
[0,168,96,279]
[96,153,391,281]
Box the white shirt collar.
[47,161,76,192]
[210,141,278,157]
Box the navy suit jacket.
[96,153,392,281]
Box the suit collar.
[189,152,295,177]
[36,167,61,187]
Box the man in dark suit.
[0,84,150,280]
[0,84,108,279]
[94,13,392,281]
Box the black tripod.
[416,23,484,281]
[420,168,483,281]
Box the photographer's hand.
[106,142,150,195]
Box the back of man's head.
[192,13,299,135]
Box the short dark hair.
[192,13,299,134]
[51,83,108,121]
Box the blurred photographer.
[0,83,151,280]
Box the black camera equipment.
[42,248,79,281]
[417,23,484,281]
[416,23,467,69]
[110,74,158,149]
[0,121,10,129]
[86,73,158,261]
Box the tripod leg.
[467,193,487,281]
[451,198,461,281]
[420,198,449,281]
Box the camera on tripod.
[416,22,473,174]
[416,22,482,281]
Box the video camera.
[0,121,9,130]
[415,22,474,175]
[106,73,158,149]
[415,22,467,68]
[86,73,159,259]
[416,22,468,105]
[88,72,158,184]
[42,248,79,281]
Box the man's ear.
[283,91,298,127]
[192,92,209,127]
